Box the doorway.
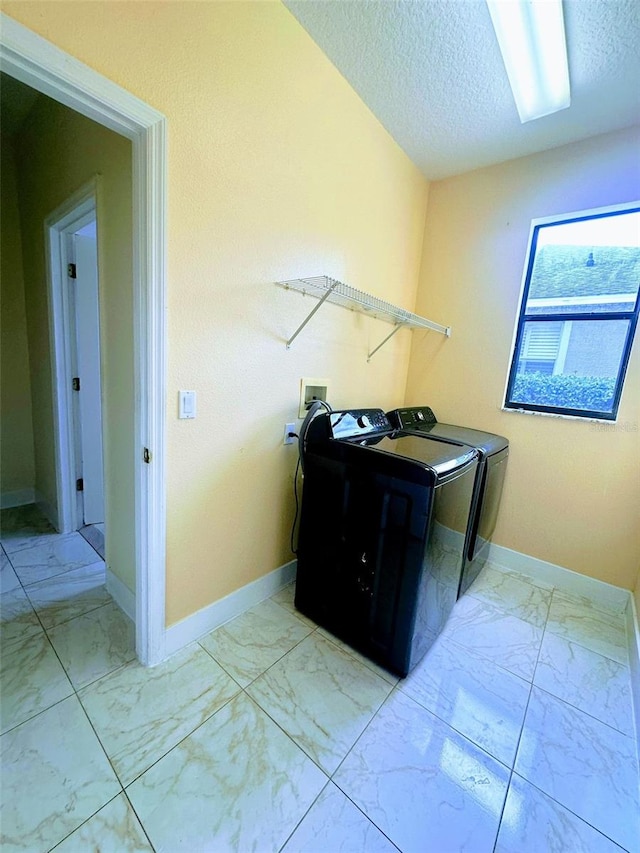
[47,187,105,537]
[0,12,167,665]
[72,218,105,528]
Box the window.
[504,203,640,421]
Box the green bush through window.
[511,373,616,413]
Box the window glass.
[525,214,640,313]
[505,204,640,420]
[510,319,631,414]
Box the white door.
[70,222,105,525]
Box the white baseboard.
[0,488,36,509]
[106,568,136,622]
[626,595,640,749]
[487,542,630,615]
[165,559,297,658]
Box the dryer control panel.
[387,407,437,430]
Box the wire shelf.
[276,276,451,359]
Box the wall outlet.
[284,423,296,445]
[299,377,330,418]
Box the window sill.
[500,406,638,430]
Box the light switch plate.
[179,390,196,419]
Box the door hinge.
[72,377,80,391]
[76,478,84,492]
[143,448,151,464]
[68,263,77,279]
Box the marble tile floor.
[1,508,639,852]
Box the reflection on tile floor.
[1,505,638,852]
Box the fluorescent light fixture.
[487,0,570,123]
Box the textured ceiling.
[284,0,640,180]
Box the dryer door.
[469,447,509,561]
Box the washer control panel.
[329,409,391,440]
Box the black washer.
[295,409,478,677]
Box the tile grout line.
[45,791,125,852]
[508,769,632,852]
[118,686,242,790]
[326,682,406,849]
[254,622,408,851]
[0,691,73,739]
[199,620,387,799]
[0,556,80,736]
[532,681,637,740]
[74,642,247,792]
[6,551,102,595]
[122,788,158,853]
[199,618,401,849]
[505,588,637,852]
[1,525,142,775]
[491,583,553,852]
[439,630,538,683]
[41,603,118,744]
[461,582,629,682]
[395,678,520,771]
[546,587,630,662]
[71,679,161,852]
[197,603,317,690]
[29,597,114,633]
[99,664,333,851]
[275,779,332,852]
[537,593,634,736]
[2,528,136,850]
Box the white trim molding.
[34,490,58,531]
[45,182,98,536]
[487,542,631,613]
[106,568,136,623]
[626,596,640,749]
[0,12,167,666]
[0,489,36,509]
[165,560,297,658]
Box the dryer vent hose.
[298,399,332,473]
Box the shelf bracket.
[285,278,340,348]
[367,323,406,361]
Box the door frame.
[0,12,167,665]
[45,184,100,536]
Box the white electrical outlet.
[284,423,296,445]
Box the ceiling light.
[486,0,570,123]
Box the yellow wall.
[0,135,36,500]
[12,93,135,592]
[406,128,640,591]
[2,1,428,624]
